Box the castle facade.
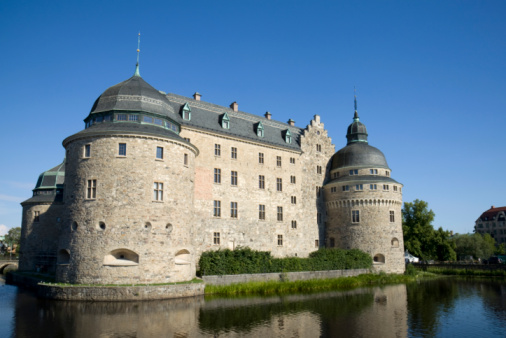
[19,65,404,284]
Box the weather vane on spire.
[134,32,141,77]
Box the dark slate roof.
[478,207,506,221]
[89,74,178,119]
[165,93,303,151]
[331,143,389,170]
[326,175,400,185]
[346,112,368,144]
[22,192,63,205]
[64,121,188,145]
[34,161,65,190]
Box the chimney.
[264,111,272,120]
[492,205,495,209]
[193,92,201,101]
[230,101,238,112]
[287,119,295,126]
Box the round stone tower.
[56,65,199,284]
[324,105,404,273]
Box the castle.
[19,63,405,284]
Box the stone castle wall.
[57,132,197,284]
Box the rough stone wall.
[19,202,64,273]
[181,116,333,260]
[324,178,405,273]
[57,133,197,284]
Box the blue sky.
[0,0,505,236]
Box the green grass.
[204,273,434,296]
[39,278,204,287]
[420,267,506,277]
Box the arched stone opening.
[58,249,70,264]
[103,249,139,266]
[71,221,78,231]
[175,249,191,265]
[391,238,399,248]
[97,222,106,230]
[373,254,385,264]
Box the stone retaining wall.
[37,282,205,301]
[203,269,369,286]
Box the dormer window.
[221,112,230,129]
[181,102,191,121]
[256,122,264,137]
[284,129,292,144]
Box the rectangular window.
[215,144,221,157]
[342,185,349,191]
[154,118,163,126]
[352,210,360,223]
[393,186,398,191]
[331,187,337,193]
[259,204,265,220]
[291,196,297,204]
[277,234,283,246]
[370,184,377,190]
[276,156,282,167]
[34,211,40,222]
[277,206,283,221]
[231,147,237,159]
[317,165,322,174]
[184,153,188,166]
[316,144,322,152]
[259,175,265,189]
[129,114,138,121]
[383,184,389,191]
[231,202,238,218]
[184,137,190,142]
[86,179,97,199]
[356,184,363,191]
[156,146,163,159]
[290,175,296,184]
[290,157,295,164]
[143,116,153,123]
[349,169,358,175]
[315,239,319,248]
[84,144,91,158]
[333,172,339,178]
[276,178,283,191]
[231,171,238,186]
[117,114,127,121]
[390,210,395,222]
[330,238,335,247]
[214,168,221,184]
[213,232,220,245]
[259,152,264,164]
[118,143,127,156]
[153,182,163,201]
[291,220,297,229]
[213,200,221,217]
[386,171,390,177]
[370,169,378,175]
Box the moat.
[1,277,505,337]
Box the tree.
[402,199,456,261]
[452,233,496,260]
[4,227,21,248]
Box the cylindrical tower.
[56,67,199,284]
[324,109,404,273]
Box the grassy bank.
[419,266,506,277]
[205,272,434,296]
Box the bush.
[198,247,372,276]
[405,264,417,276]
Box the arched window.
[103,249,139,266]
[373,254,385,264]
[391,238,399,248]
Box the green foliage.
[451,233,496,260]
[405,264,417,276]
[495,243,506,255]
[402,200,456,261]
[422,267,506,277]
[4,227,21,246]
[198,247,372,276]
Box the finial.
[134,32,141,77]
[353,86,359,121]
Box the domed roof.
[346,112,368,144]
[331,142,389,170]
[89,65,175,117]
[34,161,65,191]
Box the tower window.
[390,210,395,222]
[317,166,322,174]
[231,171,238,186]
[117,114,127,121]
[315,239,319,248]
[291,196,297,204]
[276,178,283,191]
[277,206,283,221]
[290,157,296,164]
[386,171,390,177]
[153,182,163,201]
[316,144,322,152]
[230,202,238,218]
[118,143,127,156]
[291,220,297,229]
[84,144,91,158]
[259,175,265,189]
[342,185,349,192]
[290,175,296,184]
[370,169,378,175]
[370,184,377,190]
[259,204,265,220]
[352,210,360,223]
[349,169,358,175]
[356,184,363,191]
[34,211,40,222]
[213,200,221,217]
[214,168,221,184]
[184,153,188,166]
[383,184,389,191]
[86,179,97,199]
[156,146,163,159]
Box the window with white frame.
[156,146,163,159]
[231,147,237,159]
[231,171,238,186]
[86,179,97,199]
[153,182,163,201]
[118,143,127,156]
[214,144,221,156]
[213,200,221,217]
[213,232,220,245]
[349,169,358,175]
[214,168,221,184]
[230,202,238,218]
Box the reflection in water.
[2,277,506,337]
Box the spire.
[346,87,368,144]
[353,86,359,121]
[134,32,141,77]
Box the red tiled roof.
[479,206,506,221]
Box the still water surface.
[0,277,505,337]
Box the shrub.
[198,247,372,276]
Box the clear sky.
[0,0,505,236]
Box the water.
[0,276,505,337]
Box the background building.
[474,206,506,244]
